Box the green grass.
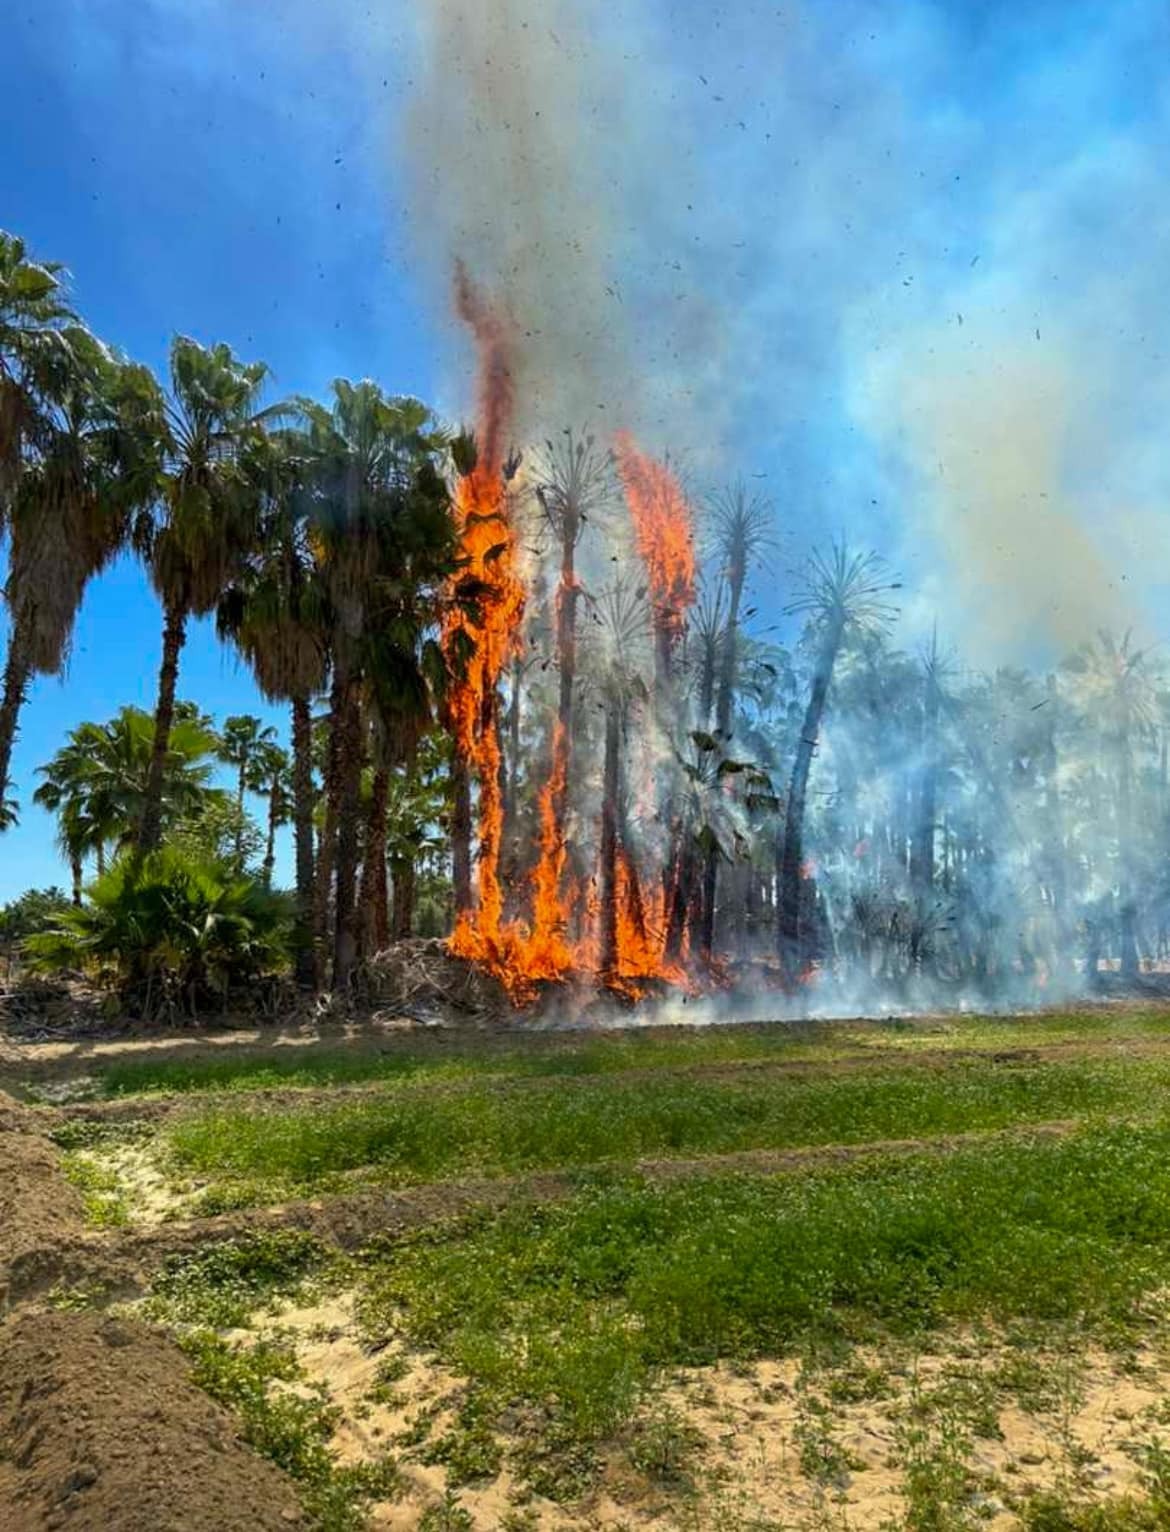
[60,1150,130,1227]
[81,1007,1170,1100]
[163,1054,1170,1193]
[351,1123,1170,1497]
[144,1228,327,1328]
[179,1329,400,1530]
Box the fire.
[442,279,704,1005]
[443,448,525,959]
[442,268,526,964]
[527,718,575,976]
[613,430,697,647]
[613,846,689,992]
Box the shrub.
[0,886,73,972]
[24,849,292,1019]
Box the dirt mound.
[0,1309,307,1531]
[0,1088,50,1136]
[0,1102,88,1311]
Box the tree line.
[3,227,1164,1011]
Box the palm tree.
[298,381,459,990]
[0,261,163,814]
[688,486,773,959]
[0,230,82,502]
[909,629,949,906]
[33,731,105,902]
[217,426,329,985]
[588,578,653,978]
[247,739,291,890]
[710,482,772,742]
[383,731,451,941]
[1062,629,1159,982]
[778,543,899,981]
[35,706,219,890]
[135,336,274,854]
[219,714,277,863]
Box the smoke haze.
[398,0,1170,664]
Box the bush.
[0,886,73,973]
[24,850,292,1019]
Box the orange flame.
[442,292,703,1004]
[528,718,574,974]
[611,845,692,998]
[442,270,525,963]
[613,430,697,643]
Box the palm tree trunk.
[391,853,415,941]
[96,842,106,878]
[778,617,844,982]
[695,573,744,963]
[698,846,719,961]
[314,676,344,983]
[262,780,278,889]
[451,758,473,917]
[290,695,316,989]
[70,852,83,906]
[138,601,187,853]
[0,628,32,815]
[360,765,390,954]
[600,690,621,978]
[236,761,248,865]
[715,567,744,742]
[910,655,940,916]
[331,674,364,993]
[665,833,696,962]
[1118,729,1139,982]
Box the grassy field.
[162,1054,1170,1192]
[42,1008,1170,1528]
[70,1004,1170,1100]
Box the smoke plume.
[405,0,634,440]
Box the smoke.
[861,330,1134,660]
[404,0,636,440]
[393,0,1170,609]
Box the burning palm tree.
[778,543,900,982]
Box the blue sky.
[2,0,1169,898]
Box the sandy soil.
[243,1287,1170,1530]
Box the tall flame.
[442,293,701,1003]
[529,717,574,971]
[613,430,697,646]
[442,269,525,959]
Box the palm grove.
[1,229,1164,1015]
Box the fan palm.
[248,738,292,890]
[0,230,81,502]
[778,543,900,980]
[35,706,218,879]
[586,577,653,976]
[0,285,163,815]
[219,713,277,863]
[217,424,329,984]
[135,336,276,853]
[1062,629,1160,980]
[298,380,458,989]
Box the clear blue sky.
[3,0,1169,898]
[0,0,438,897]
